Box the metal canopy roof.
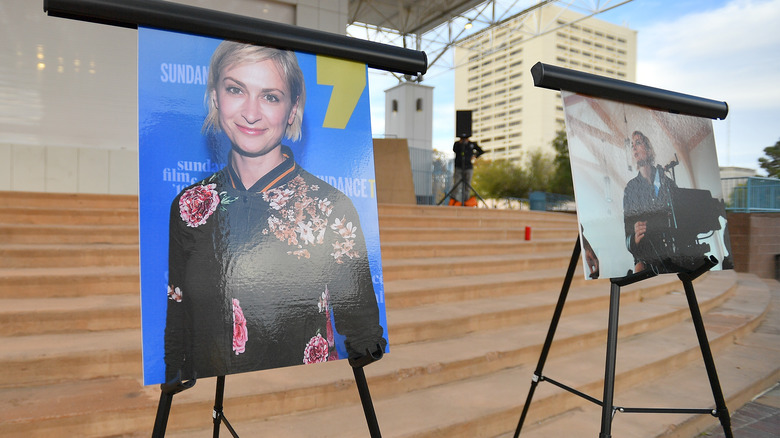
[348,0,486,35]
[347,1,634,80]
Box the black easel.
[513,240,733,438]
[151,345,385,437]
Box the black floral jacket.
[165,147,386,382]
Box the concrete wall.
[727,212,780,279]
[372,139,416,205]
[1,0,347,195]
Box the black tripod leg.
[152,390,174,438]
[212,376,239,438]
[152,377,196,438]
[599,281,621,438]
[353,366,382,438]
[213,375,225,438]
[438,179,464,205]
[679,274,733,438]
[514,237,581,437]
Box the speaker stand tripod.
[437,166,486,207]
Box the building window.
[416,98,423,112]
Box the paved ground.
[699,382,780,437]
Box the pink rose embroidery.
[303,333,329,364]
[179,183,220,227]
[167,285,182,302]
[232,299,248,355]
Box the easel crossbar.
[541,376,603,407]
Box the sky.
[364,0,780,173]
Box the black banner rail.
[531,62,728,120]
[43,0,428,76]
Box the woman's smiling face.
[213,59,298,157]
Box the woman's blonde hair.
[202,41,306,142]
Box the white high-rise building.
[454,4,637,163]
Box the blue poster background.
[138,27,387,385]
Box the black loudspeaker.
[456,110,472,138]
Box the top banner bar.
[43,0,428,76]
[531,62,728,120]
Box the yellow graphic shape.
[317,56,366,129]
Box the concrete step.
[379,226,577,243]
[0,294,140,337]
[0,206,138,226]
[0,272,761,438]
[380,238,574,260]
[155,273,771,438]
[0,266,139,298]
[378,214,578,230]
[377,204,579,223]
[383,266,589,309]
[0,223,138,244]
[0,328,141,390]
[0,191,138,210]
[382,251,573,281]
[0,243,139,268]
[386,272,731,346]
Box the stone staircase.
[0,191,778,437]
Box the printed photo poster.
[561,91,733,280]
[138,27,389,385]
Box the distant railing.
[722,177,780,212]
[529,191,576,212]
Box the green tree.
[472,158,528,199]
[549,129,574,195]
[758,138,780,178]
[526,150,555,193]
[431,149,450,201]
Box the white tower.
[384,82,434,203]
